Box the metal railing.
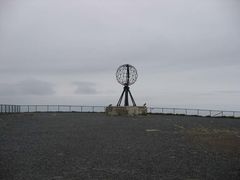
[18,105,106,113]
[0,104,240,118]
[148,107,240,118]
[0,104,21,113]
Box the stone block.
[105,106,147,116]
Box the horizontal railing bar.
[1,104,240,117]
[149,107,240,113]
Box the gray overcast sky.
[0,0,240,110]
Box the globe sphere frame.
[116,64,138,86]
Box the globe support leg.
[117,89,125,106]
[117,85,136,106]
[129,89,136,106]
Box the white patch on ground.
[145,129,160,132]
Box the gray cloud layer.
[73,82,98,95]
[0,79,55,96]
[0,0,240,110]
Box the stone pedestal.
[105,106,147,116]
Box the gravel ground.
[0,113,240,180]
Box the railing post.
[47,105,49,112]
[0,104,2,113]
[221,111,223,117]
[233,111,235,117]
[92,106,94,112]
[69,106,71,112]
[28,105,29,113]
[35,105,37,112]
[81,106,83,112]
[173,108,175,114]
[58,105,60,112]
[197,109,199,116]
[185,109,187,115]
[150,107,153,113]
[209,110,212,117]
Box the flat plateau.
[0,113,239,179]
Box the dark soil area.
[0,113,240,180]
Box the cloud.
[73,82,98,95]
[0,0,240,110]
[215,90,240,94]
[0,79,55,96]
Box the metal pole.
[81,106,83,112]
[209,110,212,117]
[128,89,136,106]
[92,106,94,112]
[197,109,199,116]
[58,105,60,112]
[117,88,125,106]
[69,106,71,112]
[35,105,37,112]
[124,86,129,106]
[185,109,187,115]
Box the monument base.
[105,106,147,116]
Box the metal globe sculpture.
[116,64,138,86]
[116,64,137,106]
